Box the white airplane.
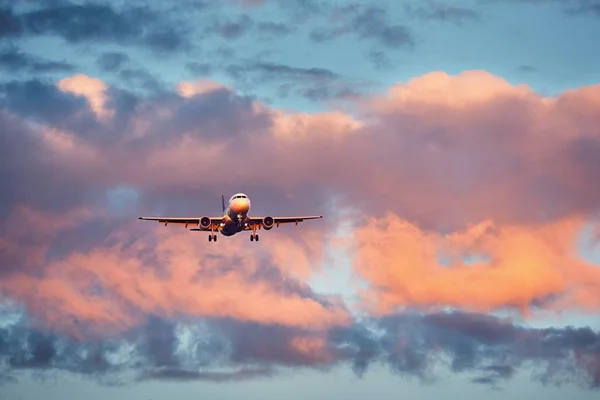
[138,193,323,242]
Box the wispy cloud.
[0,45,74,73]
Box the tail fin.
[221,194,226,213]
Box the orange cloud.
[0,214,349,339]
[367,70,537,112]
[176,79,229,97]
[57,74,113,119]
[351,213,600,316]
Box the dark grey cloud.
[272,0,327,21]
[478,0,600,18]
[1,310,600,389]
[566,2,600,18]
[0,8,22,38]
[233,61,340,81]
[518,64,539,72]
[141,366,275,382]
[0,79,97,129]
[186,61,213,75]
[257,21,295,36]
[309,5,415,49]
[118,68,163,92]
[222,58,372,103]
[351,7,414,48]
[208,14,255,39]
[298,85,362,102]
[3,2,190,53]
[364,48,392,70]
[96,52,130,72]
[0,46,75,73]
[404,1,481,24]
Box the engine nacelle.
[199,217,212,230]
[262,216,274,230]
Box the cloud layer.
[1,68,600,389]
[2,309,599,388]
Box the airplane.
[138,193,323,242]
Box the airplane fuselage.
[220,193,251,236]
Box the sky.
[1,0,600,398]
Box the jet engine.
[199,217,212,230]
[262,216,275,230]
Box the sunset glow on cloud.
[1,1,600,399]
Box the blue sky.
[1,0,600,398]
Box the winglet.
[221,194,226,213]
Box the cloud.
[0,196,347,339]
[566,2,600,18]
[481,0,600,19]
[2,69,600,230]
[208,14,255,39]
[1,309,599,389]
[517,64,539,73]
[223,59,372,103]
[309,5,415,49]
[364,48,393,70]
[96,52,130,72]
[0,79,99,131]
[186,62,213,75]
[0,45,74,73]
[351,213,600,317]
[256,21,296,37]
[176,79,230,97]
[3,2,190,53]
[0,7,22,38]
[404,1,481,24]
[57,74,113,119]
[243,61,340,81]
[2,69,600,227]
[1,69,600,389]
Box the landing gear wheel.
[213,234,217,242]
[255,234,259,241]
[208,235,212,242]
[209,234,217,242]
[250,235,254,241]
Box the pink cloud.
[0,209,348,339]
[351,213,600,316]
[176,79,229,98]
[2,68,600,334]
[57,74,113,119]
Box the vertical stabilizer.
[221,194,226,213]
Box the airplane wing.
[246,215,323,229]
[138,216,223,228]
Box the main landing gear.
[250,223,259,242]
[208,234,217,242]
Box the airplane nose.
[231,198,249,213]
